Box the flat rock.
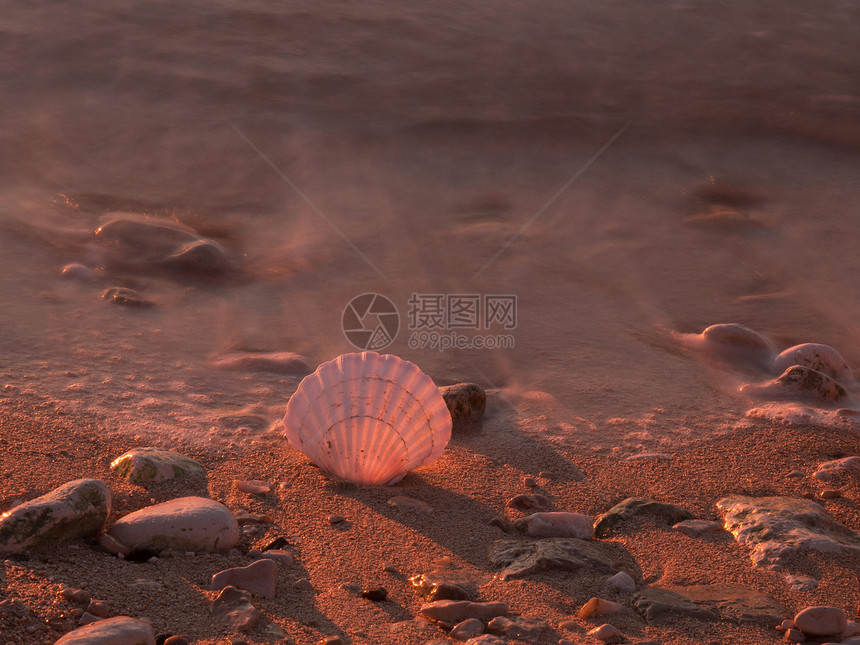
[486,616,547,644]
[814,456,860,482]
[439,383,486,429]
[0,479,111,553]
[514,512,594,539]
[488,538,616,580]
[794,606,847,637]
[741,365,846,403]
[506,494,551,512]
[672,519,724,537]
[54,616,155,645]
[110,448,205,484]
[716,495,860,569]
[211,558,277,598]
[420,600,508,625]
[212,352,311,374]
[109,496,239,552]
[772,343,852,382]
[635,585,787,625]
[594,497,693,538]
[210,586,259,631]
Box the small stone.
[78,612,102,625]
[594,497,693,537]
[361,587,388,601]
[672,519,723,537]
[486,616,547,643]
[109,496,239,552]
[793,606,847,637]
[523,477,536,487]
[382,561,398,573]
[845,621,860,637]
[538,471,554,480]
[439,383,486,428]
[489,538,616,580]
[777,619,795,631]
[235,512,272,525]
[463,636,505,645]
[772,343,852,382]
[577,597,625,619]
[420,600,508,625]
[294,577,314,591]
[163,637,189,645]
[450,618,484,640]
[607,571,637,593]
[506,494,550,512]
[86,600,110,618]
[488,517,512,532]
[262,536,289,551]
[387,496,433,514]
[784,628,805,642]
[514,512,593,539]
[321,637,342,645]
[102,286,155,308]
[96,533,131,557]
[110,448,205,484]
[234,480,271,494]
[786,470,804,479]
[0,479,111,553]
[784,574,818,592]
[0,599,28,617]
[819,489,841,499]
[328,514,346,524]
[211,558,277,598]
[127,545,161,563]
[62,589,92,605]
[55,616,155,645]
[211,586,259,631]
[260,549,293,566]
[587,623,624,643]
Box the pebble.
[819,489,841,499]
[361,587,388,601]
[522,476,536,487]
[234,480,271,494]
[109,496,239,552]
[587,623,625,643]
[110,448,205,484]
[607,571,637,593]
[784,627,805,641]
[488,517,512,532]
[320,637,342,645]
[741,365,846,403]
[420,600,508,625]
[0,479,111,553]
[577,597,625,619]
[79,612,102,625]
[489,538,616,580]
[328,514,346,524]
[55,616,156,645]
[163,637,189,645]
[387,496,433,514]
[211,558,277,598]
[793,606,847,637]
[506,494,550,512]
[102,287,155,308]
[463,636,505,645]
[785,574,818,592]
[672,519,723,537]
[486,616,547,643]
[96,533,131,558]
[260,549,293,566]
[210,586,259,631]
[294,577,314,591]
[235,512,273,525]
[0,599,29,617]
[62,588,92,604]
[212,352,311,374]
[439,383,486,428]
[513,512,593,539]
[772,343,852,382]
[538,471,555,479]
[449,618,484,640]
[86,600,111,618]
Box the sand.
[1,1,859,643]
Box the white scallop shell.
[283,352,452,485]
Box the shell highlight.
[283,352,452,485]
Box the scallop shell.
[283,352,452,485]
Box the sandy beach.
[1,1,859,643]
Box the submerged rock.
[102,287,155,308]
[109,496,239,552]
[593,497,693,537]
[0,479,111,553]
[110,448,205,484]
[716,495,860,569]
[772,343,852,382]
[55,616,155,645]
[439,383,486,429]
[741,365,846,403]
[696,323,775,370]
[488,538,616,580]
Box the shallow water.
[1,1,859,455]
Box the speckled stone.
[110,448,205,484]
[772,343,852,382]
